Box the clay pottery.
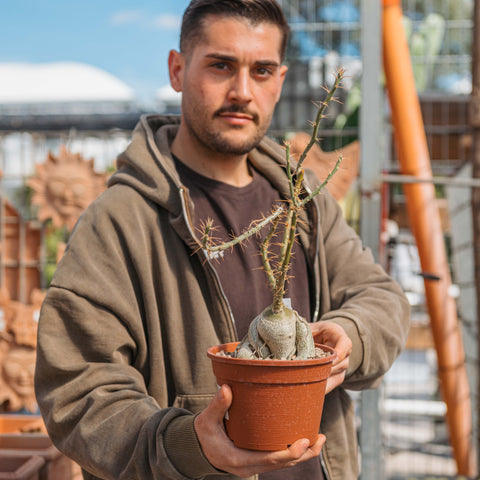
[207,342,336,451]
[0,415,45,434]
[0,456,45,480]
[0,415,76,480]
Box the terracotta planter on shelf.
[0,415,45,434]
[0,415,76,480]
[0,456,45,480]
[207,342,336,451]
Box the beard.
[183,102,272,156]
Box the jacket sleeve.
[314,189,410,390]
[34,199,220,480]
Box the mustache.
[214,105,259,123]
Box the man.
[34,1,410,479]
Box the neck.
[171,125,253,187]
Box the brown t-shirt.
[174,156,325,480]
[174,156,311,338]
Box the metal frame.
[359,1,384,479]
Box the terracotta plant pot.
[0,415,45,434]
[0,415,76,480]
[207,342,336,451]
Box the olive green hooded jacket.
[35,115,410,480]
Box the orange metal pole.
[382,0,475,475]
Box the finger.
[331,337,352,365]
[217,384,233,412]
[326,371,346,394]
[205,384,232,422]
[194,386,239,472]
[251,435,326,475]
[194,385,233,452]
[286,434,325,460]
[330,356,349,375]
[282,438,311,460]
[310,322,352,358]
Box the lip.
[218,112,254,125]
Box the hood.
[108,114,185,216]
[108,113,294,214]
[108,113,313,244]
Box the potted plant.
[205,70,345,451]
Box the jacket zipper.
[320,451,331,480]
[303,183,332,480]
[201,250,238,340]
[178,187,237,340]
[302,182,321,324]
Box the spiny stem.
[278,208,293,268]
[296,69,344,173]
[261,215,281,290]
[271,72,344,311]
[299,156,343,208]
[272,208,298,313]
[294,168,305,199]
[203,205,284,256]
[285,143,296,206]
[201,219,215,249]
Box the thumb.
[208,384,232,421]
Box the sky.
[0,0,192,106]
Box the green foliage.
[43,222,69,286]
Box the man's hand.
[194,385,325,478]
[310,321,352,393]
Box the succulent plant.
[202,69,344,360]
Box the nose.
[61,183,74,203]
[228,68,253,103]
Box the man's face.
[170,15,287,156]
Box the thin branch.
[204,205,284,256]
[299,155,343,207]
[285,142,296,204]
[272,208,298,313]
[296,69,345,173]
[261,215,281,290]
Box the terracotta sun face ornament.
[28,145,107,231]
[2,288,45,350]
[0,340,37,413]
[0,288,44,412]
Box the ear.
[275,65,288,103]
[168,50,185,92]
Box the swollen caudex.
[235,305,315,360]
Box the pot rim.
[207,341,336,367]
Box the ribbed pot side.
[207,342,336,451]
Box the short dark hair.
[180,0,290,61]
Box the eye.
[253,66,273,79]
[211,62,231,72]
[47,180,66,196]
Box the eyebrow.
[204,53,280,67]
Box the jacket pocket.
[173,393,214,413]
